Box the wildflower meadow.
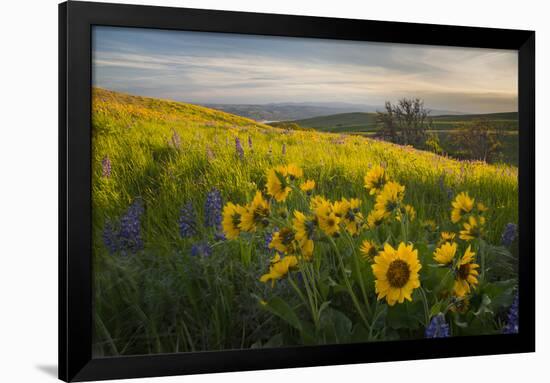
[92,88,519,356]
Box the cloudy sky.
[92,26,518,114]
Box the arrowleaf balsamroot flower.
[459,215,484,241]
[360,239,378,261]
[259,254,298,287]
[366,209,386,229]
[453,245,479,297]
[269,228,297,254]
[372,242,421,306]
[314,201,340,236]
[266,167,292,202]
[364,165,387,195]
[222,202,246,239]
[300,179,315,194]
[293,211,316,260]
[451,192,474,223]
[440,231,456,243]
[374,181,405,217]
[240,191,270,232]
[433,241,457,265]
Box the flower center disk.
[386,259,411,288]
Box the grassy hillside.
[92,88,518,356]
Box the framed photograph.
[59,1,535,381]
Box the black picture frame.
[59,1,535,381]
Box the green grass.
[92,88,518,357]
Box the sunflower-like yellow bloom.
[433,241,457,265]
[300,179,315,194]
[374,181,405,217]
[360,239,378,261]
[260,254,298,287]
[367,209,386,229]
[422,219,438,232]
[396,204,416,222]
[451,192,474,223]
[453,246,479,297]
[477,202,488,213]
[459,215,484,241]
[333,198,363,235]
[240,191,270,232]
[286,163,303,180]
[222,202,246,239]
[315,202,340,236]
[269,228,296,254]
[364,165,388,195]
[372,242,422,306]
[440,232,456,242]
[292,211,316,260]
[266,168,291,202]
[310,195,329,210]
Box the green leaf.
[386,299,424,330]
[320,308,353,343]
[261,297,303,331]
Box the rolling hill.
[283,111,518,133]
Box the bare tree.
[376,98,432,146]
[452,119,503,163]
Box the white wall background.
[0,0,546,382]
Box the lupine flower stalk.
[191,242,212,257]
[118,199,144,255]
[235,137,244,159]
[501,223,517,246]
[503,293,519,334]
[425,313,450,338]
[204,188,223,230]
[179,202,197,238]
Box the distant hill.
[202,102,466,122]
[283,111,518,133]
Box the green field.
[92,88,519,357]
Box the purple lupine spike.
[102,155,111,178]
[204,188,222,230]
[264,226,278,252]
[282,143,286,155]
[235,137,244,159]
[118,199,144,255]
[248,135,253,149]
[179,202,197,238]
[102,220,118,254]
[501,223,518,247]
[191,242,212,257]
[503,293,519,334]
[425,313,450,338]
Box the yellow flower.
[315,202,340,236]
[440,232,456,242]
[433,241,457,265]
[374,181,405,217]
[293,211,315,243]
[372,242,421,306]
[367,209,386,229]
[333,198,363,235]
[364,165,388,195]
[396,204,416,222]
[451,192,474,223]
[266,168,291,202]
[422,219,438,232]
[260,255,298,287]
[360,240,378,261]
[286,163,303,180]
[239,191,270,232]
[310,195,329,210]
[300,179,315,194]
[453,246,479,297]
[459,216,483,241]
[222,202,246,239]
[298,238,314,260]
[269,228,296,254]
[477,202,488,213]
